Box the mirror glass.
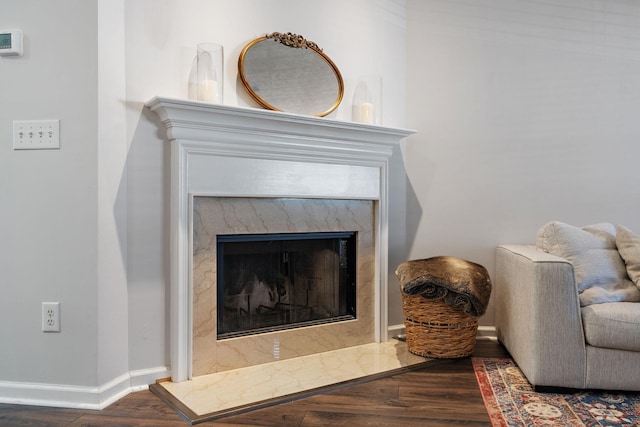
[238,33,344,117]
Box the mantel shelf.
[145,97,415,160]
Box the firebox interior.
[216,232,357,339]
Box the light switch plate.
[13,120,60,150]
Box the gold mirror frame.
[238,32,344,117]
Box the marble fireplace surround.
[192,197,376,377]
[146,97,414,382]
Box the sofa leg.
[533,384,578,394]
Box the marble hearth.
[146,97,414,384]
[156,341,428,422]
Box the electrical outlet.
[13,120,60,150]
[42,302,60,332]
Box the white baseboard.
[0,366,169,410]
[387,324,497,340]
[477,325,498,340]
[0,326,499,410]
[387,323,405,339]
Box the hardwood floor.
[0,339,508,426]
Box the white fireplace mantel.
[146,96,415,382]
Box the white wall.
[0,0,409,408]
[406,0,640,325]
[123,0,409,372]
[97,0,130,390]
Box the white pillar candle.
[360,102,374,124]
[198,79,219,102]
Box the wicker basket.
[401,293,478,358]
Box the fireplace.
[145,97,414,381]
[216,231,357,339]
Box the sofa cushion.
[582,302,640,352]
[616,224,640,288]
[536,221,640,306]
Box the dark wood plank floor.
[0,339,508,426]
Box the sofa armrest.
[495,245,586,388]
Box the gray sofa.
[495,221,640,391]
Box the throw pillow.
[536,221,640,306]
[616,224,640,288]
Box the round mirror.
[238,32,344,117]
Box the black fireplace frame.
[216,231,357,339]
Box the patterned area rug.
[472,357,640,426]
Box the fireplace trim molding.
[146,96,414,382]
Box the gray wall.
[0,0,100,386]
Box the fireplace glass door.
[217,232,356,339]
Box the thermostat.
[0,29,23,57]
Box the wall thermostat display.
[0,30,23,57]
